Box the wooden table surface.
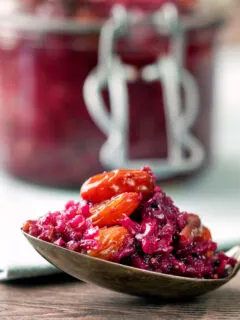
[1,272,240,320]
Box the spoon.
[23,232,240,299]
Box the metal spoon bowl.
[23,232,240,299]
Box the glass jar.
[0,0,224,187]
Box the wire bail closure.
[83,4,205,178]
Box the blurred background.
[0,0,239,279]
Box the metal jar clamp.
[83,4,205,178]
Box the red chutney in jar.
[0,0,220,187]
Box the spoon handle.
[226,245,240,274]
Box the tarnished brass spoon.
[23,232,240,299]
